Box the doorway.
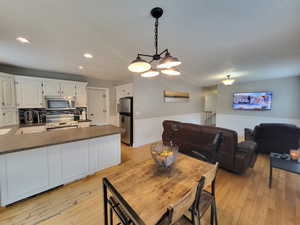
[87,87,109,125]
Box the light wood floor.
[0,144,299,225]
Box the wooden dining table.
[103,153,215,225]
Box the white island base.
[0,134,120,206]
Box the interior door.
[87,88,108,125]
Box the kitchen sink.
[0,128,11,135]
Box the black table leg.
[269,162,272,189]
[103,180,108,225]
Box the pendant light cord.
[154,18,159,55]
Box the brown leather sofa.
[245,123,300,154]
[162,120,257,174]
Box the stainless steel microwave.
[45,96,76,110]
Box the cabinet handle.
[2,102,4,106]
[2,113,5,116]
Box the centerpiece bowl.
[150,143,178,168]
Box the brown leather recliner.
[162,120,257,174]
[245,123,300,154]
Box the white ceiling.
[0,0,300,86]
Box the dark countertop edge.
[1,132,121,155]
[0,127,121,156]
[19,123,46,128]
[0,129,121,156]
[78,119,92,122]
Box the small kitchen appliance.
[45,96,76,111]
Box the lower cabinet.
[1,148,49,204]
[0,134,120,206]
[61,141,89,184]
[0,109,17,127]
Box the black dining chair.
[103,178,143,225]
[189,132,222,225]
[191,132,224,164]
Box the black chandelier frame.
[135,7,171,63]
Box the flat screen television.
[233,92,272,110]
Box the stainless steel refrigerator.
[119,97,133,145]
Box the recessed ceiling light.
[84,53,93,59]
[78,66,84,70]
[16,37,30,44]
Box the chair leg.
[210,203,214,225]
[213,199,218,225]
[110,207,113,225]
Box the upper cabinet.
[43,79,61,96]
[15,76,44,108]
[116,83,133,101]
[61,81,76,97]
[6,75,86,109]
[0,73,15,109]
[43,79,76,97]
[75,82,87,107]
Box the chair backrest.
[193,162,218,212]
[203,162,219,188]
[209,132,224,163]
[191,132,223,164]
[212,132,224,153]
[166,162,219,225]
[168,184,198,224]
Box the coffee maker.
[74,107,88,121]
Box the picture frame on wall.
[164,90,190,103]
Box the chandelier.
[222,75,235,86]
[128,7,182,77]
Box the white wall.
[134,113,203,147]
[133,76,203,147]
[217,114,300,137]
[216,76,300,136]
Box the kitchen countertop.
[0,125,121,155]
[19,123,47,128]
[18,119,92,127]
[78,119,92,122]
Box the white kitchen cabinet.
[0,109,17,127]
[61,81,76,97]
[0,148,49,205]
[0,73,15,109]
[88,139,99,174]
[61,141,89,184]
[0,134,121,206]
[76,82,87,107]
[47,145,62,188]
[43,79,61,96]
[116,83,133,100]
[98,135,121,170]
[43,79,76,97]
[15,76,44,108]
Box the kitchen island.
[0,125,121,206]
